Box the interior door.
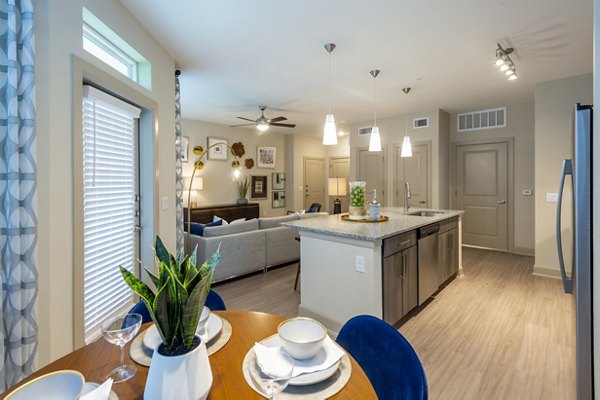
[455,142,508,250]
[329,157,350,213]
[358,148,385,206]
[304,157,325,210]
[395,143,429,208]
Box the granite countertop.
[281,207,464,241]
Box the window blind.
[82,85,141,343]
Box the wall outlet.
[355,255,365,273]
[546,193,558,203]
[161,196,169,210]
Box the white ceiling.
[120,0,593,136]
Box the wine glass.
[250,350,294,399]
[101,313,143,383]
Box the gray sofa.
[187,212,328,282]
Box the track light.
[495,43,518,81]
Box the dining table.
[1,310,377,399]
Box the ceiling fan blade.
[268,116,287,123]
[236,117,257,122]
[230,123,256,127]
[269,122,296,128]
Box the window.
[82,85,141,343]
[82,7,151,89]
[83,23,137,80]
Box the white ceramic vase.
[144,336,212,400]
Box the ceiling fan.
[231,106,296,131]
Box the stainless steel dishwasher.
[418,223,440,305]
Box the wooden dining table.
[2,310,377,399]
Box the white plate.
[260,335,341,386]
[142,313,223,350]
[81,382,119,400]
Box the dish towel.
[254,336,344,378]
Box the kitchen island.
[282,207,464,332]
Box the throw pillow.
[213,215,229,225]
[187,219,223,236]
[230,217,246,224]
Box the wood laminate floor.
[213,247,576,400]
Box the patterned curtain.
[175,70,184,253]
[0,0,38,390]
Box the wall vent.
[358,126,373,136]
[413,117,429,129]
[457,107,506,132]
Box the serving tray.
[341,214,388,223]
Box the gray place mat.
[129,316,232,366]
[242,346,352,399]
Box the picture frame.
[207,137,228,160]
[272,172,286,190]
[272,190,286,208]
[181,136,189,163]
[257,146,276,168]
[251,175,268,199]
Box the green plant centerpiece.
[120,235,220,355]
[237,176,249,204]
[348,181,367,219]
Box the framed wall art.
[272,172,285,190]
[272,190,286,208]
[251,175,268,199]
[207,137,228,160]
[257,146,276,168]
[181,136,189,163]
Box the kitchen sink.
[406,210,447,217]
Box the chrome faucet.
[404,181,411,213]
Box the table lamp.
[184,176,203,208]
[328,177,347,214]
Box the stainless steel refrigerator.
[556,103,593,399]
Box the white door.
[455,142,509,250]
[395,143,430,208]
[358,148,386,206]
[304,157,326,210]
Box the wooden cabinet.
[383,230,418,325]
[184,203,259,224]
[438,217,459,285]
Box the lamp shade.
[401,136,412,157]
[323,114,338,145]
[328,177,347,197]
[368,126,382,152]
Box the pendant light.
[368,70,382,152]
[401,87,413,158]
[323,43,338,145]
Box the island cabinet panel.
[382,230,418,325]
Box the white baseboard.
[533,265,563,279]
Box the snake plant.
[120,236,220,354]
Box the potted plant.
[120,236,220,400]
[237,176,249,204]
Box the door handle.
[401,253,407,278]
[556,159,574,294]
[496,200,507,204]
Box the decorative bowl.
[277,317,327,360]
[5,370,85,400]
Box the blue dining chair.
[130,289,227,324]
[336,315,428,400]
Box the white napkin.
[254,336,344,378]
[80,378,113,400]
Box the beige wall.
[350,109,447,208]
[181,119,289,217]
[534,74,592,276]
[449,102,535,254]
[36,0,176,366]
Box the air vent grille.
[413,117,429,129]
[358,126,373,136]
[457,107,506,132]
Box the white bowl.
[278,317,327,360]
[5,370,85,400]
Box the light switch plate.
[355,255,365,273]
[522,189,533,196]
[161,196,169,209]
